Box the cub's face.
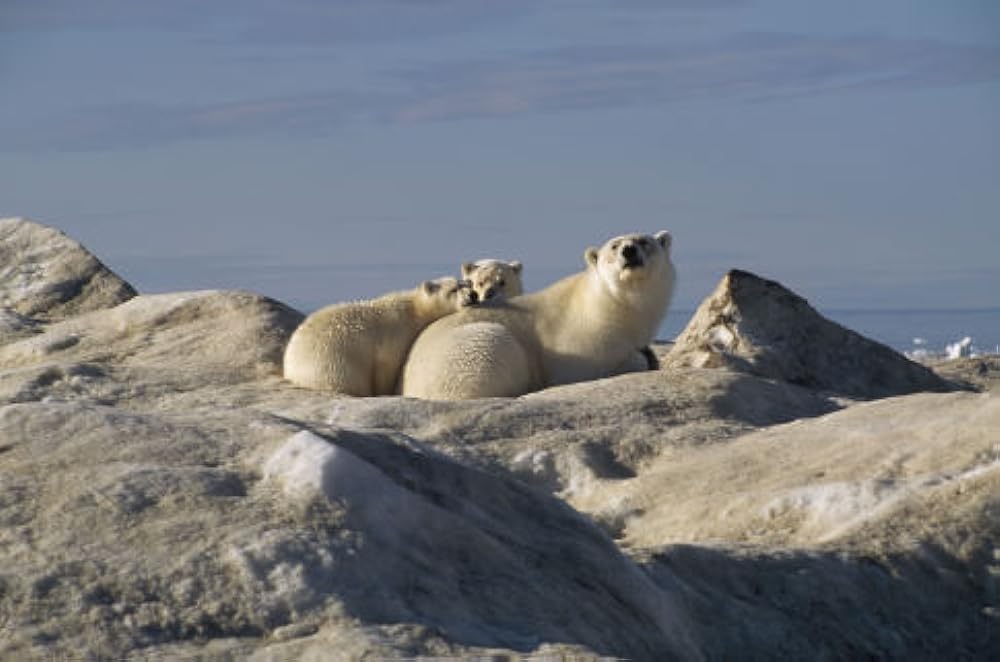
[585,231,674,295]
[460,259,524,302]
[417,277,476,313]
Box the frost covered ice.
[946,336,974,359]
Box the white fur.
[401,232,675,399]
[461,259,524,303]
[283,278,469,396]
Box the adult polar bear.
[400,231,675,399]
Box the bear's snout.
[621,243,643,267]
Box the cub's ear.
[460,262,477,278]
[584,247,599,267]
[654,231,672,250]
[509,260,523,274]
[421,280,441,295]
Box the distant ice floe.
[945,336,974,360]
[905,335,989,361]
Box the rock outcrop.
[0,289,304,391]
[664,269,959,399]
[0,217,136,327]
[1,222,996,660]
[319,367,841,498]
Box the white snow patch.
[512,448,556,482]
[263,431,399,506]
[763,479,906,542]
[763,458,1000,542]
[263,431,437,548]
[510,447,600,497]
[708,325,735,352]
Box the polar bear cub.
[283,277,471,396]
[400,231,675,399]
[461,259,523,302]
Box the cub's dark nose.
[622,244,638,260]
[467,290,479,304]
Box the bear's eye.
[638,238,650,248]
[611,241,620,250]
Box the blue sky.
[2,0,999,319]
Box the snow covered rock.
[664,269,959,399]
[257,429,699,659]
[0,217,136,324]
[577,389,1000,549]
[0,290,303,389]
[319,367,840,497]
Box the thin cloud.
[3,92,386,151]
[0,0,216,33]
[0,0,744,35]
[6,32,998,151]
[0,0,535,41]
[390,33,1000,121]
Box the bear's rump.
[400,321,535,399]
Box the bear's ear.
[584,247,599,267]
[461,262,476,277]
[654,231,672,251]
[421,280,441,295]
[509,260,523,274]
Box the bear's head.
[416,277,477,314]
[460,259,524,303]
[585,231,675,305]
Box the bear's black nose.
[622,244,638,260]
[467,291,479,304]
